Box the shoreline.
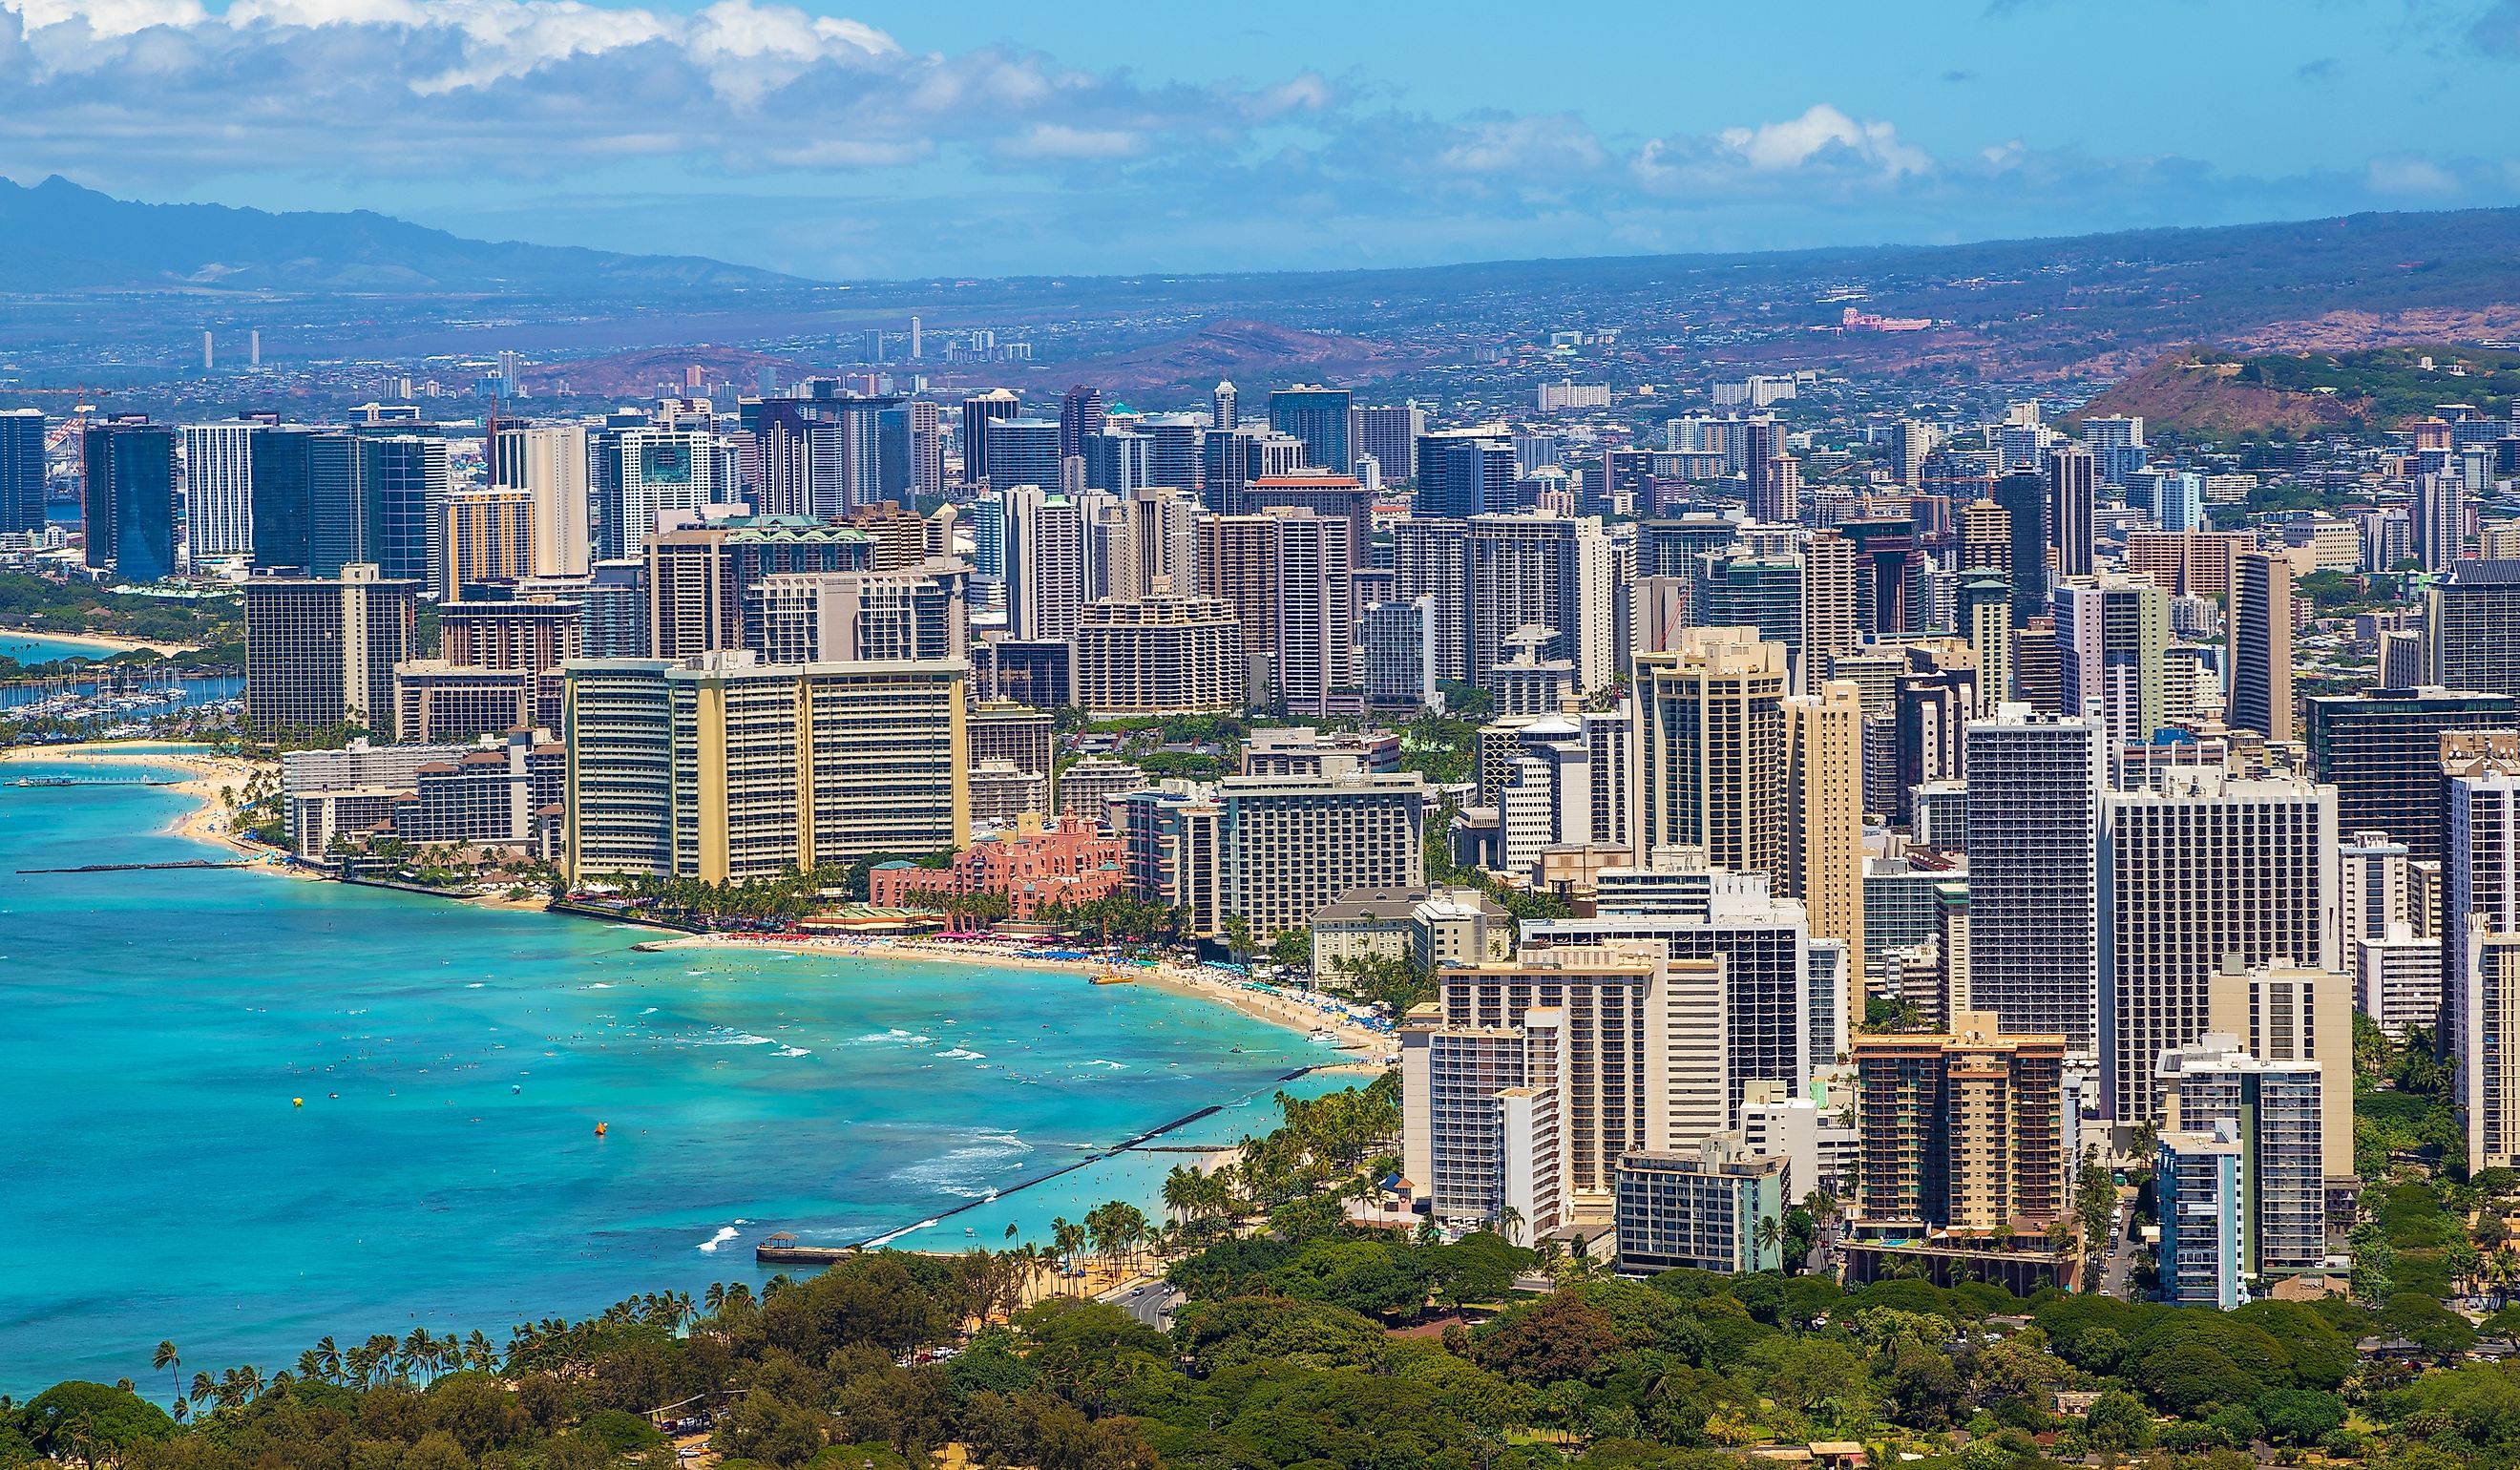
[0,627,201,658]
[653,934,1397,1060]
[8,739,1402,1062]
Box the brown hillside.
[2070,350,2372,436]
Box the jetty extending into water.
[756,1062,1344,1265]
[16,858,249,874]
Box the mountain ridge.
[0,175,816,296]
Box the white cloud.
[996,123,1141,161]
[1714,104,1931,178]
[2366,155,2459,197]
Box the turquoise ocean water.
[0,757,1346,1395]
[0,633,123,662]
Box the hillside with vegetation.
[2071,344,2520,438]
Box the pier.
[16,858,250,874]
[756,1063,1343,1263]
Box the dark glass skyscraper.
[249,428,315,572]
[307,432,364,577]
[82,421,178,583]
[1990,472,2050,627]
[0,409,44,537]
[1415,431,1514,520]
[1058,384,1105,461]
[1269,384,1353,473]
[359,435,450,589]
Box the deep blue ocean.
[0,757,1336,1395]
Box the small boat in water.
[1308,1028,1335,1044]
[1090,966,1132,985]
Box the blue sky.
[0,0,2513,279]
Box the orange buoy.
[595,1122,608,1136]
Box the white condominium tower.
[1964,705,2105,1060]
[2099,767,2338,1125]
[181,422,257,557]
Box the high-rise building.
[1218,768,1426,938]
[2099,767,2337,1125]
[2415,469,2468,574]
[1632,626,1789,875]
[754,569,965,664]
[2340,830,2413,956]
[1201,425,1305,514]
[1004,487,1086,642]
[1273,511,1355,717]
[560,652,969,884]
[1528,872,1840,1117]
[1891,419,1935,487]
[1989,472,2049,627]
[2155,1037,2326,1276]
[1958,499,2009,578]
[2054,574,2168,746]
[644,518,873,658]
[1393,517,1472,682]
[0,408,42,538]
[1786,681,1866,1018]
[1416,430,1516,520]
[493,424,591,578]
[1197,511,1283,661]
[1424,943,1729,1214]
[242,563,420,739]
[2446,734,2520,1112]
[1849,1011,2068,1237]
[1613,1137,1788,1274]
[1070,594,1247,717]
[1211,380,1237,431]
[1799,530,1861,694]
[2429,559,2520,698]
[2231,551,2295,742]
[1354,404,1426,483]
[2201,958,2355,1186]
[359,435,452,591]
[1744,420,1798,524]
[1467,513,1616,693]
[444,486,535,599]
[1058,384,1106,461]
[2156,1124,2245,1307]
[982,418,1061,495]
[1959,576,2013,710]
[1964,706,2105,1058]
[181,422,256,557]
[1269,384,1352,473]
[957,389,1021,488]
[82,421,178,583]
[2304,687,2518,864]
[2045,444,2096,578]
[2465,920,2520,1171]
[1244,472,1374,567]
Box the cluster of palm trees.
[1028,892,1188,947]
[506,1292,698,1375]
[1042,1201,1156,1287]
[154,1326,509,1422]
[1231,1082,1402,1208]
[605,865,850,926]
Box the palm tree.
[314,1334,341,1384]
[152,1342,180,1409]
[1754,1212,1783,1267]
[1495,1204,1525,1247]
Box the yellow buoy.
[292,1098,304,1107]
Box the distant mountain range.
[0,176,811,296]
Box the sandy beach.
[0,628,200,657]
[0,740,281,858]
[662,930,1398,1058]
